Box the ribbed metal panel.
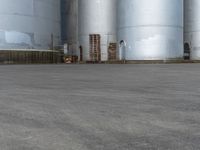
[78,0,117,61]
[0,0,61,50]
[184,0,200,60]
[118,0,184,60]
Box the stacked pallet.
[108,43,117,61]
[89,34,101,61]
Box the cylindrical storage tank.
[61,0,78,55]
[117,0,184,60]
[78,0,117,61]
[184,0,200,60]
[0,0,61,50]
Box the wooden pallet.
[89,34,101,61]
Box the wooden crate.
[108,43,117,61]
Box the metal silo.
[61,0,78,55]
[78,0,117,61]
[117,0,184,60]
[184,0,200,60]
[0,0,61,50]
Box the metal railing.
[0,49,62,64]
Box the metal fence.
[0,50,62,64]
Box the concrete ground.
[0,64,200,150]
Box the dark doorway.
[79,45,83,61]
[184,43,190,60]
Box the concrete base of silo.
[78,59,200,64]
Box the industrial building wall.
[61,0,78,55]
[184,0,200,60]
[117,0,184,60]
[0,0,61,50]
[0,0,193,62]
[78,0,117,61]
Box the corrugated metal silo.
[117,0,184,60]
[61,0,78,55]
[78,0,117,61]
[184,0,200,60]
[0,0,61,50]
